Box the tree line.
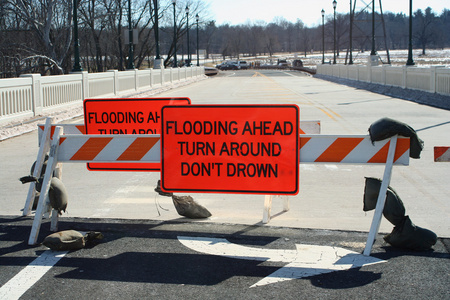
[0,0,449,78]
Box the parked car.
[215,61,238,70]
[236,60,249,69]
[277,59,289,67]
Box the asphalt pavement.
[1,216,449,299]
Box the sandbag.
[43,230,85,251]
[368,117,424,158]
[363,177,406,225]
[172,195,212,219]
[43,230,103,251]
[384,216,437,251]
[49,177,68,215]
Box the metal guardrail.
[0,67,204,124]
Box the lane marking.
[0,250,68,300]
[178,236,385,288]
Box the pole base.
[154,58,164,69]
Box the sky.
[204,0,449,27]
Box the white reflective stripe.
[140,139,161,162]
[300,136,336,162]
[0,250,68,300]
[58,136,90,161]
[340,137,383,163]
[94,137,134,161]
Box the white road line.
[0,250,67,300]
[178,236,385,288]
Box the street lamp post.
[196,14,200,66]
[72,0,82,72]
[127,0,135,69]
[185,5,190,65]
[321,9,325,64]
[370,0,376,56]
[172,0,177,67]
[349,0,353,64]
[333,0,337,64]
[406,0,415,66]
[153,0,162,69]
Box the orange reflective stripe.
[76,125,86,134]
[368,138,409,163]
[393,139,410,162]
[117,137,159,161]
[368,142,389,163]
[316,138,364,162]
[70,137,113,160]
[434,147,448,160]
[299,137,311,149]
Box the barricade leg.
[262,195,272,223]
[50,161,64,232]
[23,117,53,216]
[50,210,59,232]
[282,196,290,211]
[28,126,62,245]
[262,195,290,223]
[363,135,398,256]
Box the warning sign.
[161,105,299,194]
[84,97,190,171]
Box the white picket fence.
[0,67,204,124]
[317,64,450,97]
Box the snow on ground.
[208,49,450,68]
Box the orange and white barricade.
[263,134,409,221]
[26,119,409,257]
[301,134,409,256]
[27,125,162,246]
[31,120,321,223]
[434,147,450,162]
[22,122,86,217]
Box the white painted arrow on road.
[178,236,385,288]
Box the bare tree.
[5,0,73,74]
[414,7,437,55]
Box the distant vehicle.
[204,67,218,76]
[277,59,289,67]
[215,61,238,70]
[293,59,303,67]
[236,61,249,69]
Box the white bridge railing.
[0,66,204,125]
[317,64,450,97]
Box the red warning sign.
[161,105,299,194]
[84,97,190,171]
